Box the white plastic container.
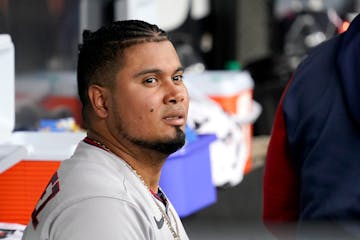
[185,70,254,117]
[185,70,261,186]
[0,34,15,144]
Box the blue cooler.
[160,134,217,217]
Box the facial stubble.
[130,126,185,155]
[113,113,186,156]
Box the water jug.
[0,34,15,143]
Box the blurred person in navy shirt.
[263,13,360,239]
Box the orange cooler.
[0,132,85,224]
[185,71,255,174]
[0,160,61,224]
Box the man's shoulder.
[57,151,121,193]
[22,145,141,239]
[283,34,343,119]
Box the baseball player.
[22,20,190,240]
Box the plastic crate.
[160,134,217,217]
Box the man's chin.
[154,127,186,155]
[132,127,186,155]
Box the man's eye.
[143,77,157,85]
[173,75,183,83]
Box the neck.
[85,132,165,192]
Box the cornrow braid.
[77,20,169,127]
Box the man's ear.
[88,85,109,119]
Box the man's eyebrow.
[133,66,184,78]
[133,68,161,78]
[175,66,185,73]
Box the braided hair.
[77,20,168,126]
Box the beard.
[129,126,186,155]
[111,99,186,155]
[115,121,186,155]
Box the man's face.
[108,40,189,154]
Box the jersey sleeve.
[263,78,300,225]
[50,197,154,240]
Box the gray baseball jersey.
[22,140,189,240]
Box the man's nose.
[163,82,187,104]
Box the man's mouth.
[163,112,185,126]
